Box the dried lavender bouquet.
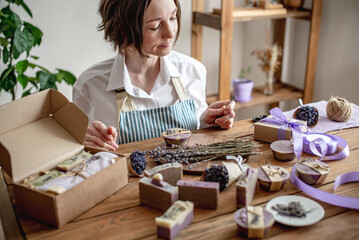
[147,138,259,167]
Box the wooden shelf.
[206,83,303,110]
[192,0,322,108]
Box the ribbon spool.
[303,133,338,156]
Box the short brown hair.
[98,0,181,57]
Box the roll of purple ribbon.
[303,133,338,156]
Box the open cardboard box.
[0,89,128,228]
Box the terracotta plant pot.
[232,78,253,103]
[283,0,304,10]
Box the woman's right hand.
[84,121,119,151]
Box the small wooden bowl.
[292,106,319,128]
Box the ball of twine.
[326,96,352,122]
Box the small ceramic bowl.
[162,128,192,146]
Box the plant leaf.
[2,47,9,64]
[0,36,9,46]
[30,55,39,60]
[37,71,57,90]
[15,0,33,18]
[22,88,32,97]
[0,67,17,91]
[56,69,76,85]
[17,74,28,88]
[15,59,29,75]
[14,28,28,53]
[24,22,42,45]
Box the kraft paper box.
[0,89,128,228]
[254,117,307,143]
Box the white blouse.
[73,51,209,133]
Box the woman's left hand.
[201,100,236,129]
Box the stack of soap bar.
[236,168,258,208]
[295,158,330,185]
[234,206,275,238]
[57,151,92,171]
[144,163,183,186]
[139,173,178,211]
[257,165,289,192]
[177,180,219,209]
[156,200,194,240]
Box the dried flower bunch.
[251,43,283,74]
[146,138,259,168]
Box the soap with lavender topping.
[139,173,178,211]
[234,206,275,238]
[295,158,330,185]
[162,128,191,146]
[236,168,258,208]
[257,165,289,192]
[144,163,183,186]
[156,200,194,240]
[177,180,219,209]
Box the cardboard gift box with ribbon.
[254,108,308,143]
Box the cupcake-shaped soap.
[162,128,191,146]
[257,165,289,191]
[270,140,295,161]
[295,158,330,185]
[234,206,275,238]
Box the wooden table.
[10,120,359,239]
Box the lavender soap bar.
[139,173,178,211]
[257,165,289,192]
[156,200,194,240]
[236,168,258,208]
[144,163,183,186]
[177,180,219,209]
[295,158,330,185]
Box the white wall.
[1,0,359,121]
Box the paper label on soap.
[222,161,243,186]
[300,160,329,184]
[261,165,283,191]
[247,206,265,238]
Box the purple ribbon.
[259,107,308,161]
[303,133,350,161]
[290,166,359,210]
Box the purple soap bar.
[257,165,289,192]
[162,128,191,146]
[144,163,183,186]
[177,180,219,210]
[234,207,275,238]
[156,200,194,240]
[295,159,330,185]
[236,168,258,208]
[270,140,295,161]
[139,176,178,212]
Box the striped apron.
[116,77,197,144]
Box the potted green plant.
[232,66,253,103]
[0,0,76,101]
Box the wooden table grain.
[11,120,359,239]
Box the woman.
[73,0,235,151]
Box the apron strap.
[116,88,136,114]
[170,76,189,101]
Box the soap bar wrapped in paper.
[257,165,289,191]
[236,168,258,208]
[56,151,92,171]
[177,180,219,209]
[234,206,275,238]
[295,158,330,185]
[156,200,194,240]
[28,170,64,188]
[144,163,183,186]
[139,173,178,211]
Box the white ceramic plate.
[266,195,325,227]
